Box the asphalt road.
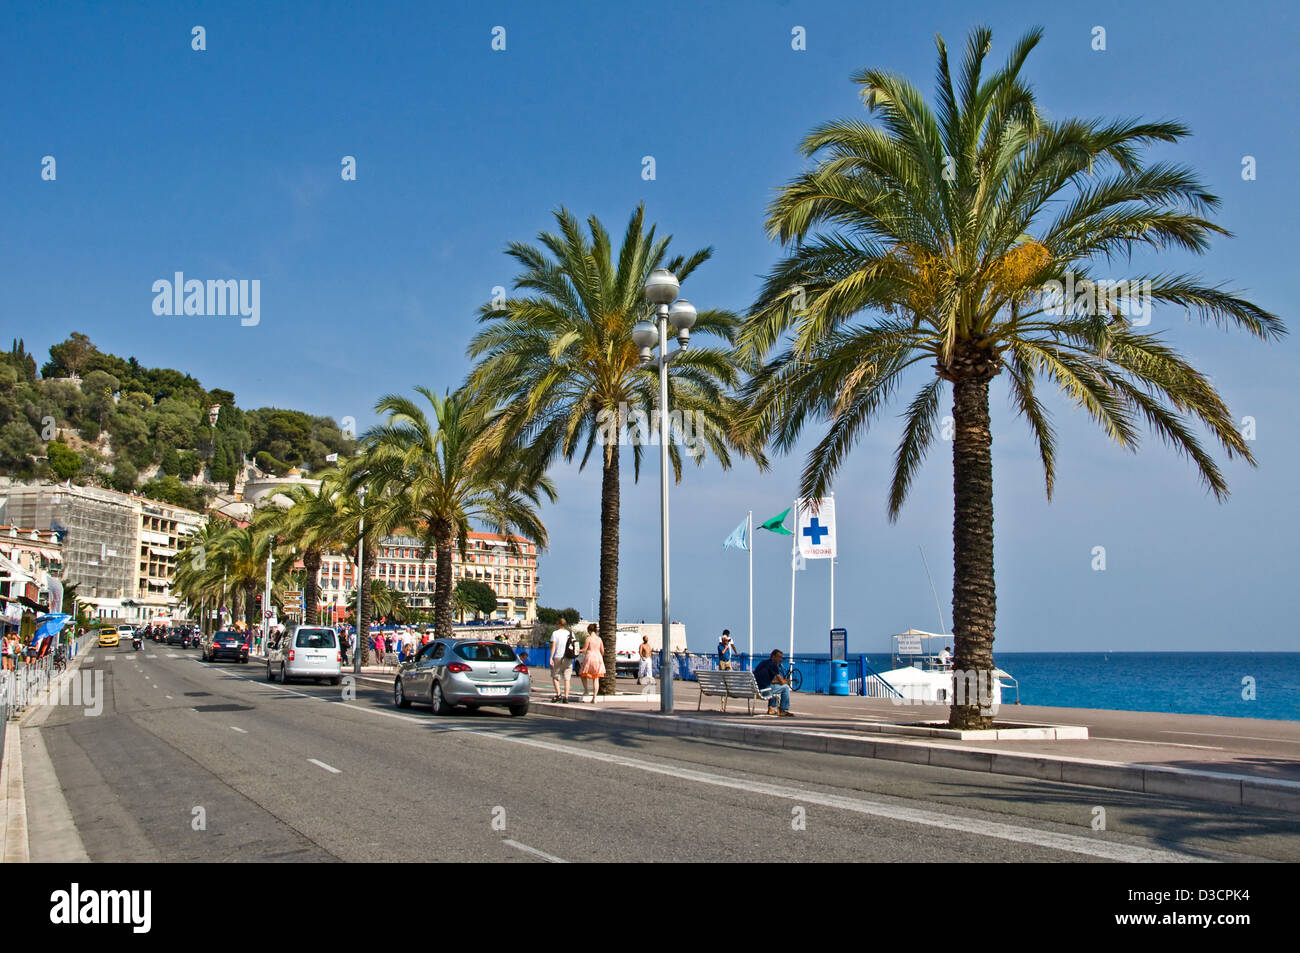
[28,645,1300,863]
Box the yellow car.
[98,627,119,647]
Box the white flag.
[325,452,339,462]
[795,497,836,559]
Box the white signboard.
[896,634,924,655]
[795,497,837,559]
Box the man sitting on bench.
[753,649,793,717]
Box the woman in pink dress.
[577,623,605,702]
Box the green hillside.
[0,334,357,511]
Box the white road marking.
[1093,737,1224,750]
[84,656,95,662]
[231,727,248,734]
[146,654,157,659]
[210,665,1204,862]
[503,839,566,863]
[167,654,179,659]
[1162,730,1300,746]
[308,758,341,774]
[165,695,173,700]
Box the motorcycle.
[132,636,142,651]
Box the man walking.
[637,634,653,684]
[717,630,739,670]
[753,649,794,717]
[549,616,575,703]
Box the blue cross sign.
[803,517,830,545]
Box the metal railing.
[511,649,901,697]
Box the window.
[295,628,337,648]
[453,642,518,662]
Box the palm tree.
[359,387,553,641]
[468,205,764,692]
[274,475,354,625]
[740,27,1284,728]
[174,519,236,634]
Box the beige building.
[0,483,202,623]
[316,532,540,623]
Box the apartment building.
[0,483,203,622]
[315,532,540,623]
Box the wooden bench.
[696,670,776,714]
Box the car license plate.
[479,686,508,696]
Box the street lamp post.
[353,485,367,675]
[634,268,697,714]
[262,535,275,651]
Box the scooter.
[132,636,142,651]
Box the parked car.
[202,629,250,664]
[394,638,529,717]
[266,625,342,685]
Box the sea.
[817,651,1300,722]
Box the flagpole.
[789,500,797,665]
[829,491,835,632]
[747,510,753,669]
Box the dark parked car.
[202,630,250,664]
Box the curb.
[534,700,1300,815]
[0,724,28,863]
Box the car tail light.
[446,662,471,674]
[288,650,295,662]
[337,652,343,662]
[513,663,528,673]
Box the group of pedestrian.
[1,632,20,671]
[548,617,606,703]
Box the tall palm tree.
[468,205,764,691]
[174,519,236,634]
[360,387,554,641]
[274,475,354,625]
[741,27,1284,728]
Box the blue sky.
[3,1,1296,654]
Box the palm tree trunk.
[303,550,321,625]
[949,371,997,730]
[244,582,258,630]
[433,532,455,640]
[358,545,374,665]
[598,440,619,695]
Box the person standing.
[339,629,350,666]
[578,623,606,703]
[549,616,575,703]
[637,634,653,684]
[717,630,739,670]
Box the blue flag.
[723,517,749,552]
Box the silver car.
[267,625,343,685]
[394,638,530,716]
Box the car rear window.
[295,628,337,648]
[215,631,243,643]
[453,642,518,662]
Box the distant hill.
[0,334,357,511]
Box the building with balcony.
[315,532,540,623]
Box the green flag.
[758,507,793,536]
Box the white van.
[267,625,342,685]
[614,629,646,677]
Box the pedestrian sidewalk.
[528,679,1300,815]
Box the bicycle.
[53,645,67,674]
[783,663,803,693]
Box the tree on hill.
[43,332,96,378]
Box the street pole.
[747,509,753,670]
[353,488,366,675]
[657,304,673,713]
[262,536,274,650]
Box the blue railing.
[511,649,893,696]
